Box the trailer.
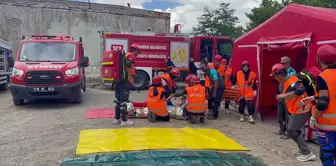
[0,39,14,91]
[100,30,233,89]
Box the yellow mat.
[76,127,249,155]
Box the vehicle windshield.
[19,42,76,62]
[217,40,233,60]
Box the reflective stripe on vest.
[316,69,336,131]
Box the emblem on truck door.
[40,75,50,79]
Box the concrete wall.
[0,0,170,82]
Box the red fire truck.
[100,30,233,89]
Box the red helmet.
[152,76,162,85]
[270,63,286,76]
[170,68,180,77]
[185,75,194,83]
[214,55,222,62]
[221,59,228,65]
[318,45,336,63]
[242,61,249,65]
[130,43,141,53]
[191,76,201,83]
[127,54,136,61]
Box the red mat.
[86,108,147,119]
[86,108,115,119]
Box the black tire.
[190,115,197,124]
[73,89,83,104]
[0,82,8,91]
[200,116,205,123]
[148,112,157,122]
[13,97,24,106]
[133,70,149,90]
[82,76,86,92]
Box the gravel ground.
[0,88,321,166]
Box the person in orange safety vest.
[301,45,336,165]
[209,55,225,77]
[174,76,206,123]
[271,63,316,162]
[113,43,140,127]
[125,43,140,84]
[201,60,224,119]
[147,76,170,122]
[161,68,180,95]
[221,58,234,114]
[232,61,257,123]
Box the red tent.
[230,3,336,119]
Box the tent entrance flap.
[256,33,311,118]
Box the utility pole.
[88,0,91,9]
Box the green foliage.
[245,0,336,31]
[192,2,243,39]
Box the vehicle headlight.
[12,68,24,77]
[65,67,79,76]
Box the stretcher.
[222,88,240,102]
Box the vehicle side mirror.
[7,56,14,68]
[82,56,90,67]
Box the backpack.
[296,67,321,96]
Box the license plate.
[33,87,55,92]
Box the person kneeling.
[175,76,207,123]
[147,76,170,122]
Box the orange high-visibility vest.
[186,84,207,113]
[236,71,256,100]
[209,63,225,77]
[147,86,168,116]
[126,52,136,83]
[283,75,312,115]
[161,73,173,88]
[223,65,233,88]
[313,69,336,131]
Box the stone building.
[0,0,170,80]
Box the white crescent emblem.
[291,83,295,87]
[108,54,112,58]
[104,70,108,74]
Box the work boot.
[292,149,301,155]
[248,115,255,124]
[121,120,135,126]
[274,130,286,135]
[280,133,290,139]
[296,152,316,162]
[113,118,121,124]
[240,116,245,122]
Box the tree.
[192,2,243,39]
[245,0,284,31]
[245,0,336,31]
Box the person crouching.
[186,76,207,123]
[147,76,170,122]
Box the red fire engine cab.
[100,30,233,89]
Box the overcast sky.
[74,0,261,32]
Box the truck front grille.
[25,71,63,84]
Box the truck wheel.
[13,97,24,106]
[73,89,83,104]
[0,82,8,91]
[133,71,149,90]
